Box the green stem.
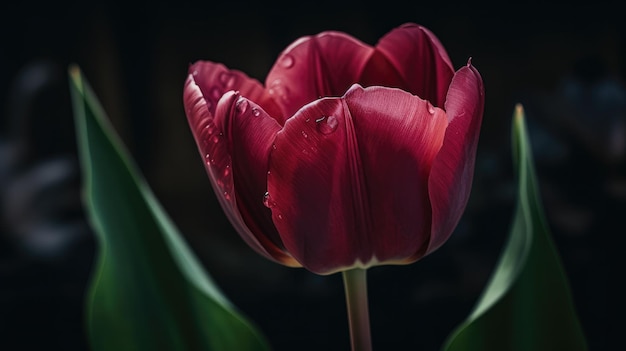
[342,268,372,351]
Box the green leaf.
[442,104,588,351]
[69,65,270,351]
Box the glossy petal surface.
[427,64,484,253]
[267,85,448,274]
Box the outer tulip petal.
[265,32,374,119]
[427,63,484,253]
[183,75,298,266]
[267,84,448,274]
[363,23,455,107]
[189,61,281,119]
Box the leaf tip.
[68,64,83,89]
[514,103,525,121]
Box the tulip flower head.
[183,23,484,275]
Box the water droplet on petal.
[277,214,283,220]
[427,103,436,115]
[200,122,217,144]
[301,130,308,138]
[223,165,231,177]
[223,191,231,200]
[272,144,277,150]
[236,98,249,114]
[316,115,338,134]
[269,79,289,102]
[252,107,261,116]
[262,193,269,206]
[192,70,199,76]
[219,71,236,88]
[263,191,272,208]
[211,87,222,100]
[279,54,294,68]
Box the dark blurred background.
[1,0,623,350]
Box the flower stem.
[342,268,372,351]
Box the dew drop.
[269,79,290,102]
[301,130,308,138]
[192,70,199,76]
[200,122,217,141]
[212,135,220,143]
[223,191,231,200]
[277,214,283,220]
[223,165,231,177]
[316,115,338,134]
[204,153,210,159]
[279,54,294,68]
[305,118,310,123]
[252,107,261,116]
[211,87,222,100]
[236,98,249,114]
[272,144,277,150]
[263,191,272,208]
[427,103,436,115]
[219,71,236,88]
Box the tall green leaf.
[69,65,270,351]
[442,104,588,350]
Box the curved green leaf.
[69,65,270,351]
[442,104,588,350]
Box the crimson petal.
[363,23,455,107]
[265,32,374,119]
[267,84,448,274]
[427,63,484,253]
[184,75,298,266]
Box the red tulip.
[183,23,484,275]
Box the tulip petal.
[265,32,374,119]
[428,63,484,253]
[183,75,298,266]
[189,61,281,119]
[268,84,448,274]
[364,23,455,107]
